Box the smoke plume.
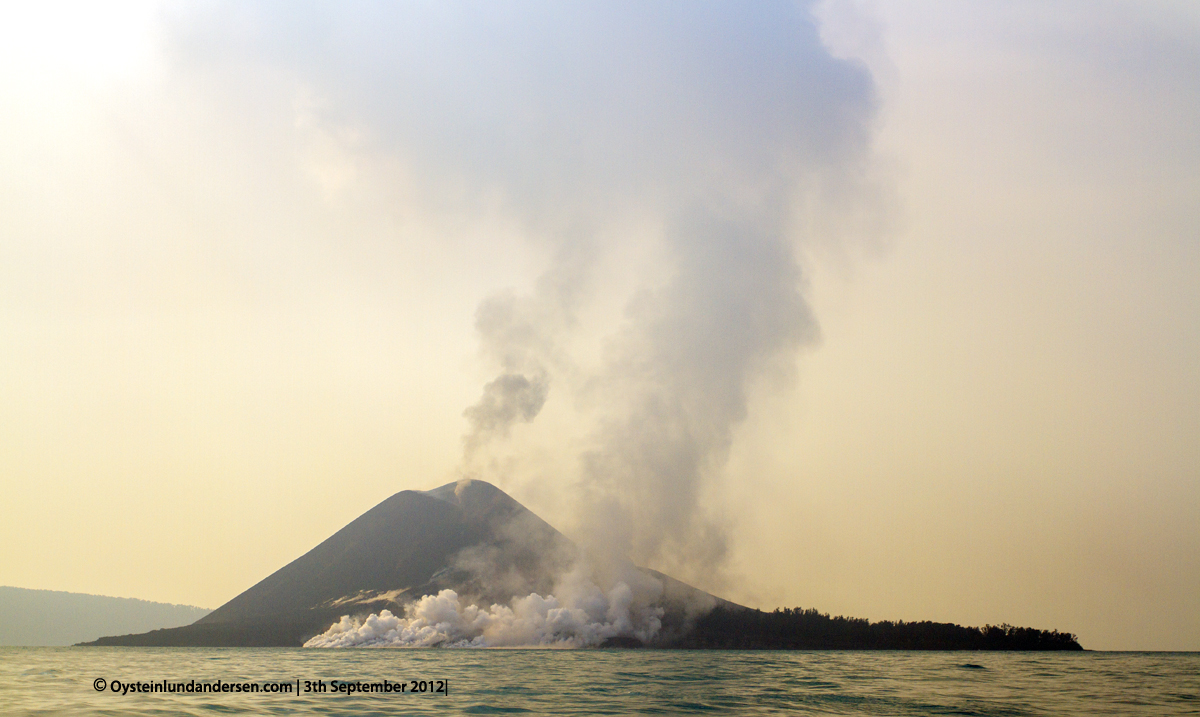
[577,209,819,580]
[462,370,549,454]
[460,238,594,459]
[169,0,881,592]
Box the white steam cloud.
[305,564,664,648]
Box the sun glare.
[0,1,159,87]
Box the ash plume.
[460,238,595,460]
[462,370,549,455]
[168,0,882,594]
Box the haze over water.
[1,0,1197,654]
[5,648,1198,716]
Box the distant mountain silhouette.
[83,479,727,647]
[0,586,209,646]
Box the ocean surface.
[3,647,1196,716]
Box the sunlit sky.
[1,1,1196,651]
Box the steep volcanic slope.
[83,480,726,646]
[198,480,573,626]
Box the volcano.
[82,479,731,647]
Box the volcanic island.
[82,479,1081,650]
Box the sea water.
[2,647,1196,715]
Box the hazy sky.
[1,1,1196,651]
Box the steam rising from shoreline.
[304,586,661,648]
[305,560,666,648]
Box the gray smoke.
[462,370,549,454]
[461,237,595,458]
[166,0,881,584]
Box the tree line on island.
[665,606,1082,650]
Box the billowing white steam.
[166,0,884,592]
[305,569,663,648]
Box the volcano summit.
[84,479,729,647]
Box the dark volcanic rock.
[82,479,723,647]
[198,480,571,626]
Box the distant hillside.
[0,586,210,646]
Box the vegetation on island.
[668,606,1082,650]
